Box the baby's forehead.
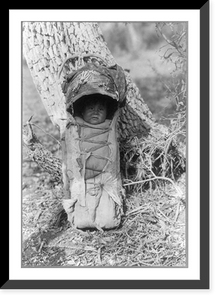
[85,99,106,107]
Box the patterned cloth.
[61,60,127,111]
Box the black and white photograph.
[6,5,210,291]
[22,21,187,268]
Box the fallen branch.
[123,175,183,198]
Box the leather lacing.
[75,121,113,178]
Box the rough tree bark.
[22,22,171,182]
[23,22,165,135]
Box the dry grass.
[22,163,186,267]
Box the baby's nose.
[93,107,99,113]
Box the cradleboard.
[60,54,127,230]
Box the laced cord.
[76,121,112,176]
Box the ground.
[22,63,186,268]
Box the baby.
[72,94,117,125]
[81,98,107,125]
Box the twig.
[123,176,183,198]
[38,240,45,253]
[156,24,186,59]
[29,122,61,146]
[174,202,180,222]
[156,209,174,225]
[125,204,150,216]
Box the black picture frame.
[5,3,209,289]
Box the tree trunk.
[23,22,165,139]
[23,22,184,188]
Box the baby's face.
[82,101,107,125]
